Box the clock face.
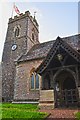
[11,44,17,51]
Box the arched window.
[31,74,34,89]
[30,72,39,90]
[35,74,39,89]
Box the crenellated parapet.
[9,11,39,31]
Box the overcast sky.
[0,1,79,62]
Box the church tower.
[2,11,39,102]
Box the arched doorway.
[54,70,79,108]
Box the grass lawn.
[0,103,48,120]
[75,112,80,120]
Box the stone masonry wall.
[27,16,39,52]
[2,11,39,102]
[2,16,28,101]
[14,59,43,101]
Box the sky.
[0,1,79,62]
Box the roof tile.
[17,34,80,62]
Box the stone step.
[39,90,54,109]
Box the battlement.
[9,11,39,28]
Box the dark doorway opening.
[42,74,50,90]
[55,70,79,108]
[63,77,76,90]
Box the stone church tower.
[2,11,39,102]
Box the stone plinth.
[39,90,54,109]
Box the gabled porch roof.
[36,36,80,75]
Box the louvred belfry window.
[15,27,20,37]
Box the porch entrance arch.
[54,69,79,108]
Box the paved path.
[39,109,79,119]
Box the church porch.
[37,37,80,109]
[39,66,80,109]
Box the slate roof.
[17,40,55,62]
[17,34,80,63]
[62,34,80,51]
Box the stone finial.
[14,15,18,19]
[9,18,13,22]
[19,13,23,16]
[25,11,30,16]
[57,36,60,39]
